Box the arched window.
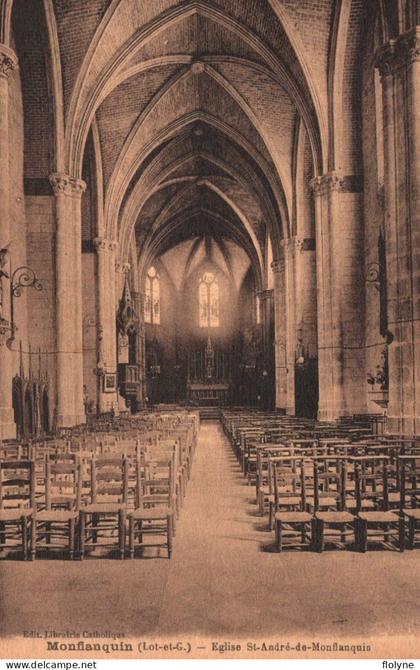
[144,266,160,325]
[199,272,219,328]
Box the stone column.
[0,45,17,438]
[93,237,118,413]
[311,172,366,420]
[108,243,119,384]
[133,290,146,407]
[272,257,287,411]
[50,173,86,427]
[376,27,420,434]
[257,288,275,409]
[294,237,317,359]
[272,239,296,415]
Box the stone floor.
[1,421,419,658]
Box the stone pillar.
[272,240,296,415]
[114,260,131,412]
[311,172,366,420]
[108,243,119,385]
[0,45,18,438]
[272,257,286,411]
[133,290,146,407]
[257,288,275,409]
[93,237,118,413]
[294,237,317,359]
[50,174,86,427]
[376,27,420,434]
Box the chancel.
[0,0,419,657]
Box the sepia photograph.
[0,0,419,664]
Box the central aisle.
[155,420,276,635]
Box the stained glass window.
[199,272,219,328]
[144,266,160,324]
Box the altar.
[186,335,231,405]
[187,382,230,405]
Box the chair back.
[353,455,390,512]
[313,456,348,511]
[134,456,173,510]
[0,459,36,511]
[398,454,420,509]
[271,457,307,510]
[44,453,81,511]
[89,455,129,505]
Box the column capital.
[293,237,316,252]
[115,260,130,274]
[310,171,363,196]
[0,44,18,78]
[271,259,284,273]
[375,27,420,77]
[93,237,108,253]
[257,288,274,301]
[49,173,86,197]
[94,237,118,254]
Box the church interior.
[0,0,419,656]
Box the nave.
[1,420,418,649]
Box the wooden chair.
[128,457,174,558]
[79,456,128,559]
[0,459,35,559]
[398,454,420,549]
[311,457,356,552]
[31,454,81,559]
[273,459,313,551]
[354,458,404,552]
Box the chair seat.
[315,511,354,523]
[278,496,301,506]
[275,511,312,523]
[307,496,337,508]
[388,492,401,502]
[349,499,376,510]
[357,511,400,523]
[403,508,420,520]
[130,507,173,520]
[142,495,170,503]
[81,503,125,514]
[0,508,33,521]
[35,510,79,522]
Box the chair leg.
[119,510,126,560]
[269,503,275,531]
[359,520,368,552]
[30,518,36,561]
[0,520,5,548]
[21,516,28,560]
[398,518,405,552]
[92,513,98,545]
[408,518,415,550]
[129,516,134,559]
[274,519,282,552]
[69,518,75,560]
[79,512,85,560]
[167,515,173,559]
[318,520,325,553]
